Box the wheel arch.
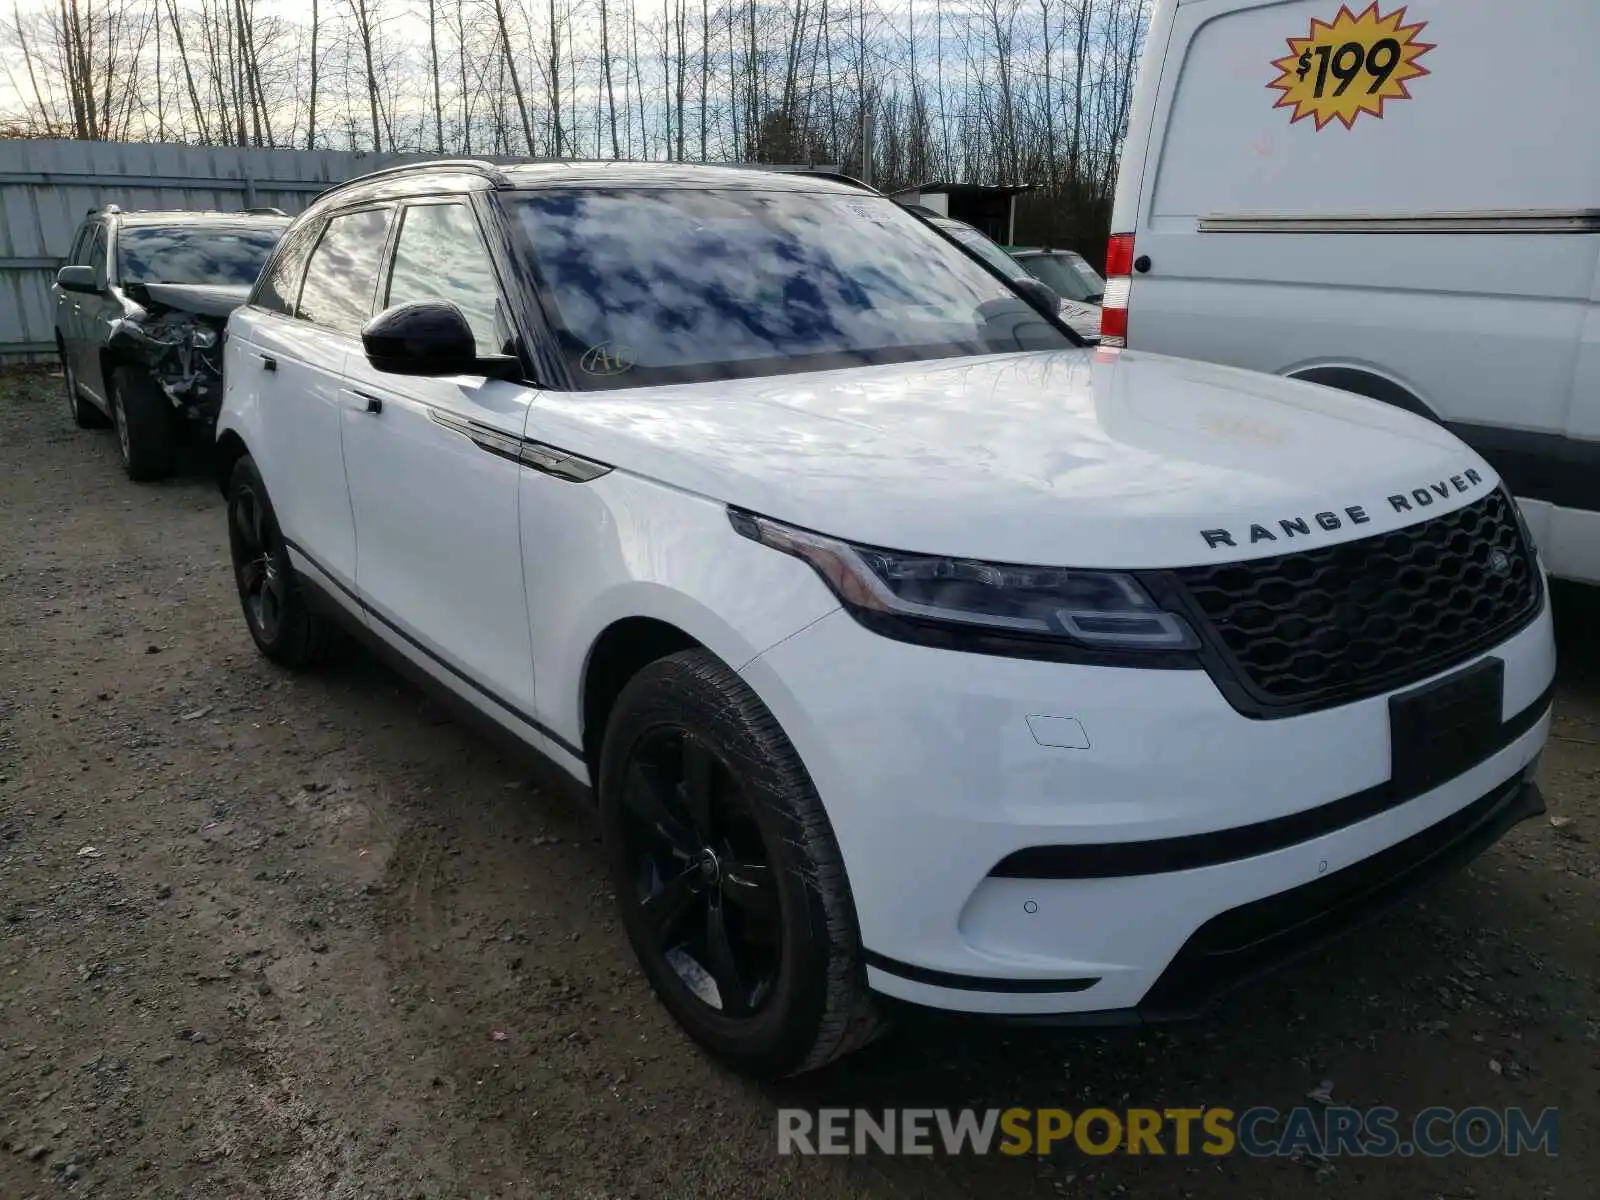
[215,429,251,496]
[1285,364,1442,423]
[98,344,144,381]
[579,616,705,782]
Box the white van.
[1106,0,1600,582]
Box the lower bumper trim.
[1138,774,1543,1020]
[873,772,1542,1025]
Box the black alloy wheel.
[231,476,287,647]
[599,649,882,1077]
[619,726,783,1017]
[225,455,335,670]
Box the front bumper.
[739,599,1555,1017]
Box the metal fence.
[0,139,445,362]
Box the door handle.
[256,353,276,372]
[353,391,383,414]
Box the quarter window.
[295,208,394,336]
[384,203,504,355]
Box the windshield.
[509,188,1075,388]
[1017,251,1105,303]
[117,225,283,287]
[935,219,1033,282]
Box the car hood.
[136,282,250,319]
[529,348,1498,569]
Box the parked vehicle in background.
[1008,247,1106,344]
[902,204,1102,343]
[1106,0,1600,582]
[219,160,1552,1079]
[1008,247,1105,305]
[53,206,290,480]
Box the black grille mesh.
[1172,490,1540,710]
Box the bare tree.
[598,0,618,157]
[547,0,564,153]
[303,0,319,147]
[344,0,384,151]
[2,0,155,140]
[489,0,534,154]
[426,0,443,152]
[0,0,1152,265]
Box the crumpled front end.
[107,308,227,423]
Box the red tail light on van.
[1100,233,1134,346]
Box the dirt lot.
[0,366,1596,1200]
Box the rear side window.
[86,227,108,280]
[384,203,503,355]
[295,208,393,336]
[67,225,93,265]
[252,219,322,315]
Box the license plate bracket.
[1389,657,1505,795]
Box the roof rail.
[88,203,121,216]
[240,206,288,216]
[787,168,878,193]
[314,158,511,203]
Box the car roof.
[303,159,876,217]
[499,161,868,193]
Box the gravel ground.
[1,365,1596,1200]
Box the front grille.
[1171,489,1540,712]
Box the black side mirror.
[56,265,101,295]
[360,301,520,380]
[1013,276,1061,312]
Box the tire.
[227,455,336,671]
[598,649,883,1078]
[108,365,174,481]
[59,344,107,429]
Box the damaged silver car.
[53,206,290,480]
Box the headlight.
[729,509,1199,656]
[190,327,220,349]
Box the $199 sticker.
[1268,3,1434,131]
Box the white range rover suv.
[217,160,1556,1077]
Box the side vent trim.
[428,407,612,482]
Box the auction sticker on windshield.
[1267,3,1434,131]
[579,342,636,376]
